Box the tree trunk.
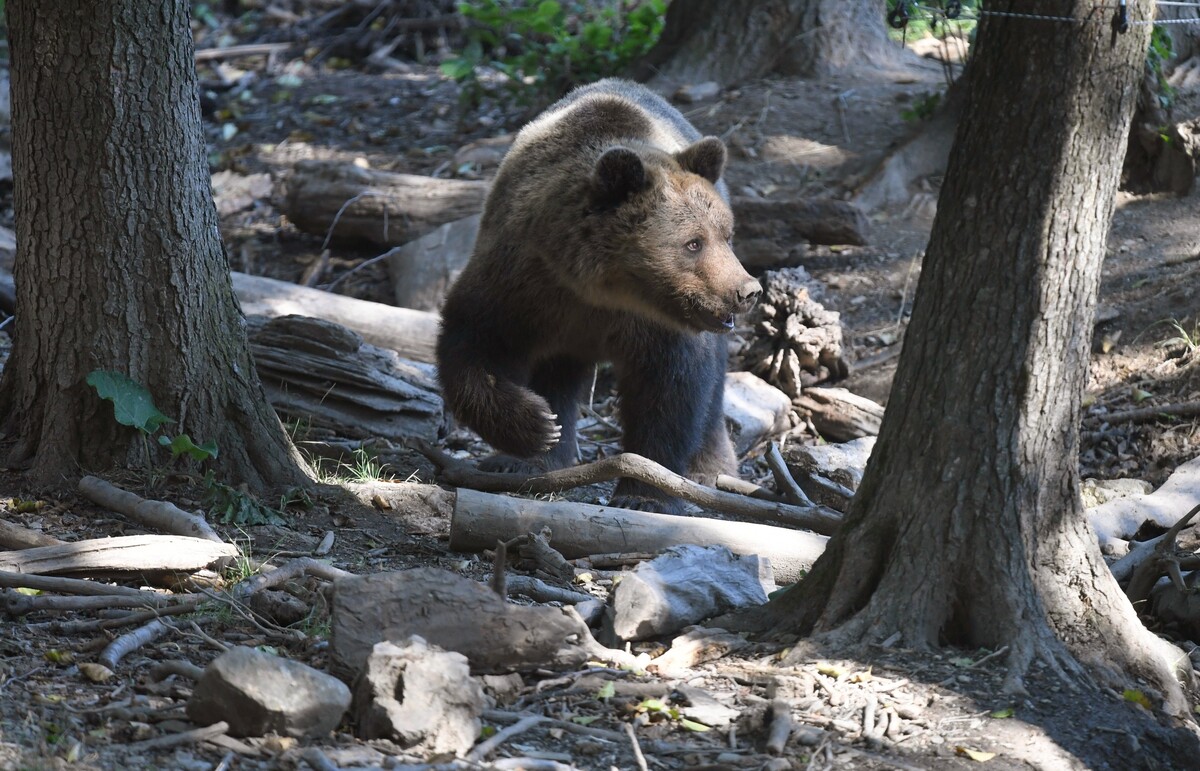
[756,3,1191,712]
[0,1,310,494]
[637,0,896,86]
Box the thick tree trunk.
[0,1,309,494]
[638,0,896,86]
[757,3,1190,712]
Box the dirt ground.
[1,11,1200,771]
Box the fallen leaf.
[816,662,844,678]
[990,707,1015,719]
[79,663,114,683]
[1123,689,1152,709]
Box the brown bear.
[437,78,761,514]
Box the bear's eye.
[685,238,704,253]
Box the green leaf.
[990,707,1014,719]
[158,433,219,462]
[86,370,172,434]
[949,656,975,668]
[638,698,667,712]
[595,681,615,700]
[571,715,600,726]
[678,717,711,732]
[1123,689,1152,709]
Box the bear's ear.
[676,136,726,184]
[591,146,646,208]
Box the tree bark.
[756,3,1191,713]
[0,1,309,493]
[638,0,896,86]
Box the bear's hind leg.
[479,355,587,473]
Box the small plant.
[901,90,942,122]
[203,470,287,526]
[1147,24,1176,111]
[1157,317,1199,353]
[343,447,388,483]
[87,370,219,466]
[441,0,666,108]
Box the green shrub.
[441,0,666,108]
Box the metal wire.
[897,1,1200,27]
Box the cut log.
[0,518,64,550]
[247,315,443,443]
[78,475,224,543]
[281,160,488,247]
[385,214,480,312]
[449,488,827,584]
[0,535,237,575]
[232,271,439,363]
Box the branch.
[411,439,841,535]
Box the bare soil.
[1,13,1199,771]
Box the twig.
[765,442,814,506]
[967,644,1010,669]
[506,575,593,605]
[411,439,842,535]
[624,722,650,771]
[98,619,173,671]
[1091,400,1200,426]
[766,698,793,754]
[124,721,229,752]
[484,709,687,754]
[0,570,157,598]
[194,43,291,61]
[231,557,353,600]
[150,660,206,682]
[467,714,546,762]
[715,474,785,502]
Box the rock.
[785,436,875,495]
[247,589,309,627]
[210,170,272,216]
[724,372,795,455]
[673,81,721,104]
[329,567,606,679]
[605,545,774,643]
[1150,582,1200,641]
[675,685,740,727]
[732,196,870,249]
[186,647,350,738]
[386,214,480,312]
[1081,477,1153,509]
[351,637,484,754]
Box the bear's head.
[581,136,761,333]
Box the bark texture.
[762,3,1191,712]
[0,1,309,493]
[638,0,895,86]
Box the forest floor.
[1,12,1200,771]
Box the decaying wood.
[505,575,593,606]
[451,488,827,584]
[1,592,195,614]
[232,271,439,363]
[414,439,842,535]
[794,386,885,442]
[78,476,223,543]
[0,518,65,549]
[0,535,237,576]
[732,195,870,248]
[281,159,488,247]
[247,314,443,444]
[739,268,849,397]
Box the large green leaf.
[86,371,172,434]
[158,433,219,462]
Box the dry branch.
[0,535,237,575]
[1,592,196,614]
[1124,502,1200,607]
[232,271,439,363]
[0,570,154,597]
[414,440,841,535]
[451,489,827,584]
[97,619,174,670]
[1093,401,1200,426]
[78,476,223,543]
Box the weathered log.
[449,488,827,584]
[78,475,224,543]
[794,386,884,442]
[385,214,480,312]
[247,315,443,443]
[281,160,489,247]
[0,535,237,575]
[732,196,869,249]
[232,271,439,363]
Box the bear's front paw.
[607,494,689,516]
[482,390,562,459]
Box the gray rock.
[386,214,480,312]
[786,436,875,495]
[724,372,795,455]
[352,637,484,754]
[606,545,774,642]
[185,646,350,738]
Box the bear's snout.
[735,278,762,313]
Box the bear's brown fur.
[437,79,760,513]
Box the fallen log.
[78,476,223,543]
[450,488,828,584]
[281,159,489,247]
[247,315,443,443]
[232,271,439,363]
[0,535,237,575]
[731,196,870,248]
[794,386,884,442]
[0,518,65,550]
